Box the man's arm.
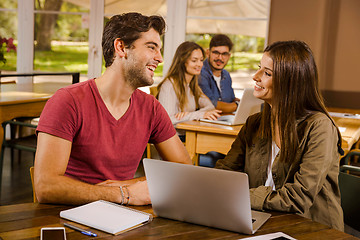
[215,100,237,113]
[154,135,192,164]
[34,132,150,205]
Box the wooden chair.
[147,85,160,159]
[342,149,360,165]
[1,119,38,162]
[30,166,38,203]
[0,120,37,189]
[149,85,158,97]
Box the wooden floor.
[0,149,34,205]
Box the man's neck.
[211,67,222,78]
[95,68,134,120]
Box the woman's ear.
[114,38,126,58]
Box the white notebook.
[240,232,296,239]
[60,200,153,235]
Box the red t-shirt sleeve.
[36,88,78,142]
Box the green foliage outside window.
[0,1,264,75]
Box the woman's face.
[184,49,204,79]
[253,52,273,105]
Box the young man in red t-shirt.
[34,13,191,206]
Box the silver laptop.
[200,88,263,125]
[143,158,271,234]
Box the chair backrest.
[339,167,360,231]
[30,166,38,203]
[149,86,158,97]
[146,85,159,159]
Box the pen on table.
[63,222,97,237]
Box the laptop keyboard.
[217,115,235,122]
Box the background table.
[177,110,360,165]
[176,121,241,165]
[0,82,68,148]
[329,107,360,152]
[0,203,357,240]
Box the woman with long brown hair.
[157,41,221,126]
[216,40,344,231]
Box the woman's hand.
[175,112,189,120]
[203,109,222,120]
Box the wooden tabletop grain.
[0,203,357,240]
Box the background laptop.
[143,158,271,234]
[200,88,263,125]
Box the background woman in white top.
[157,41,221,127]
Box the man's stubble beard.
[123,55,154,89]
[209,58,226,72]
[124,66,154,89]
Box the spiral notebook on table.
[60,200,153,235]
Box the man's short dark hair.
[209,34,233,51]
[102,12,166,67]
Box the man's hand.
[96,177,150,205]
[96,177,145,187]
[126,180,151,205]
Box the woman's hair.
[258,40,341,163]
[157,41,205,111]
[102,12,166,67]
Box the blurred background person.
[157,41,221,140]
[199,34,239,113]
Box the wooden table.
[177,110,360,165]
[329,108,360,151]
[0,82,68,147]
[176,121,241,165]
[0,203,356,240]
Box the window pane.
[34,1,89,76]
[0,0,18,72]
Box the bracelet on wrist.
[123,186,130,205]
[119,186,125,205]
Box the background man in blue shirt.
[199,34,239,113]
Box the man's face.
[207,45,231,71]
[123,28,163,89]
